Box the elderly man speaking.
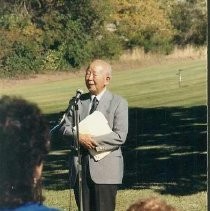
[60,59,128,211]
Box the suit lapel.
[80,94,91,120]
[97,90,113,113]
[80,90,113,120]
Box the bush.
[41,49,64,72]
[126,30,173,55]
[1,41,43,77]
[166,0,207,46]
[91,32,123,60]
[62,19,92,68]
[0,13,30,30]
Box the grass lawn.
[0,58,207,210]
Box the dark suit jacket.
[61,90,128,186]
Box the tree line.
[0,0,207,77]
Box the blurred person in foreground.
[126,197,177,211]
[60,59,128,211]
[0,95,59,211]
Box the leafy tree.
[159,0,207,45]
[64,0,113,35]
[0,0,207,77]
[111,0,174,53]
[91,31,123,60]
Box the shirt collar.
[90,88,106,101]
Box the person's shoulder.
[105,90,124,99]
[104,91,128,108]
[14,203,59,211]
[111,92,128,104]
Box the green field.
[0,59,207,111]
[0,58,207,210]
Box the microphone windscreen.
[76,89,83,95]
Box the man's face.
[85,63,110,95]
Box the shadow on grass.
[43,105,207,196]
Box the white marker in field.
[176,69,183,88]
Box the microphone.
[50,89,83,135]
[72,89,83,105]
[66,89,83,114]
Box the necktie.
[89,97,99,114]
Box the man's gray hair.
[92,59,112,77]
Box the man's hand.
[79,134,98,149]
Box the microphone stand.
[73,103,83,211]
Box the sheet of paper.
[88,149,111,161]
[76,111,112,135]
[73,111,113,161]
